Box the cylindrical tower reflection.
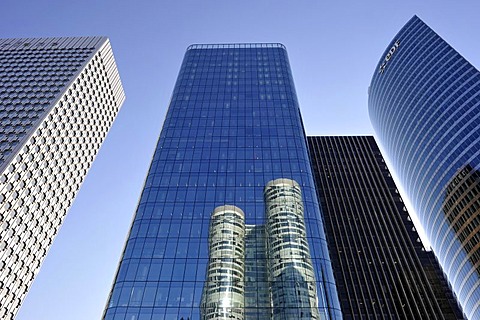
[264,178,320,320]
[201,205,246,320]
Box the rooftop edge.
[186,43,286,51]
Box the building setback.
[103,43,341,319]
[308,135,464,319]
[0,37,125,319]
[368,16,480,319]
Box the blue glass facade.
[369,16,480,319]
[104,44,341,319]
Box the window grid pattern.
[308,135,465,319]
[104,45,341,320]
[244,225,269,319]
[369,16,480,319]
[0,37,125,319]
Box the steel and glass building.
[308,135,464,319]
[0,36,125,319]
[103,43,341,319]
[369,16,480,319]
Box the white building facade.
[0,36,124,319]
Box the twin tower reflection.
[200,178,320,320]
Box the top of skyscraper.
[186,43,286,50]
[0,36,108,50]
[0,36,124,172]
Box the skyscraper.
[0,36,125,319]
[103,43,341,319]
[308,135,464,319]
[368,16,480,319]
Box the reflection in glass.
[265,179,320,320]
[443,165,480,273]
[201,205,246,320]
[201,179,320,319]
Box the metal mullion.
[342,136,395,319]
[361,137,441,318]
[328,139,370,314]
[359,137,421,318]
[312,137,357,315]
[350,136,408,318]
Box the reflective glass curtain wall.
[104,43,341,319]
[369,16,480,319]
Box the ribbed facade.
[104,44,341,319]
[0,36,125,319]
[308,136,464,319]
[368,16,480,319]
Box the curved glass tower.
[104,44,341,319]
[369,16,480,319]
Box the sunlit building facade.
[308,135,464,319]
[369,16,480,319]
[0,36,125,319]
[104,44,341,319]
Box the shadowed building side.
[308,135,464,319]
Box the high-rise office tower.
[0,37,124,318]
[308,135,464,319]
[368,16,480,319]
[103,43,341,319]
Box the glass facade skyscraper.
[308,135,464,319]
[104,43,341,319]
[0,36,125,319]
[369,16,480,319]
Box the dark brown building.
[308,135,464,319]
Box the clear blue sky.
[1,1,479,319]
